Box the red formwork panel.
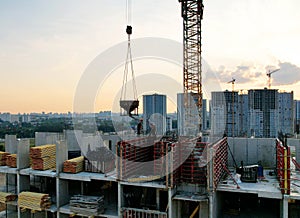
[117,139,153,181]
[276,139,291,195]
[180,141,207,185]
[122,208,167,218]
[212,138,228,189]
[153,141,180,186]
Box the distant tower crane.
[178,0,204,132]
[267,68,280,89]
[228,78,236,137]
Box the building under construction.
[1,132,300,217]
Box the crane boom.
[267,68,280,89]
[178,0,204,131]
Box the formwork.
[122,207,167,218]
[153,140,180,187]
[116,136,207,187]
[212,138,228,189]
[180,141,207,185]
[276,139,291,194]
[117,138,154,181]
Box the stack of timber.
[63,156,84,173]
[0,152,10,166]
[6,154,17,168]
[30,144,56,170]
[0,192,17,203]
[18,191,51,211]
[70,195,104,216]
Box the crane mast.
[178,0,204,132]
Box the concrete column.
[118,183,122,217]
[208,192,215,218]
[177,200,181,218]
[156,189,160,210]
[168,188,172,218]
[199,201,209,218]
[281,195,289,218]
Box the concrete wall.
[81,134,102,156]
[101,134,121,154]
[5,135,17,154]
[227,137,276,168]
[64,130,82,151]
[290,138,300,161]
[35,132,61,146]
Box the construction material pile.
[70,195,104,216]
[0,152,10,166]
[63,156,84,173]
[30,144,56,170]
[0,192,17,203]
[6,154,17,168]
[18,191,51,211]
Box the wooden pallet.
[30,144,56,158]
[18,191,51,211]
[6,154,17,168]
[0,192,17,203]
[63,156,84,173]
[31,156,56,170]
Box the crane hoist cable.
[120,0,139,119]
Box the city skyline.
[1,0,300,113]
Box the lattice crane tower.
[178,0,204,131]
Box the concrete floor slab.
[217,170,282,199]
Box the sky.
[1,0,300,113]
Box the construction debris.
[18,191,51,211]
[69,195,104,216]
[63,156,84,173]
[0,152,10,166]
[30,144,56,170]
[6,154,17,168]
[0,192,17,203]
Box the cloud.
[271,62,300,85]
[214,64,265,84]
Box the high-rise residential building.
[248,89,279,138]
[210,89,294,138]
[202,99,208,130]
[166,116,173,132]
[177,93,201,136]
[238,93,248,136]
[211,91,239,137]
[278,92,294,135]
[143,94,167,135]
[0,113,11,122]
[295,100,300,134]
